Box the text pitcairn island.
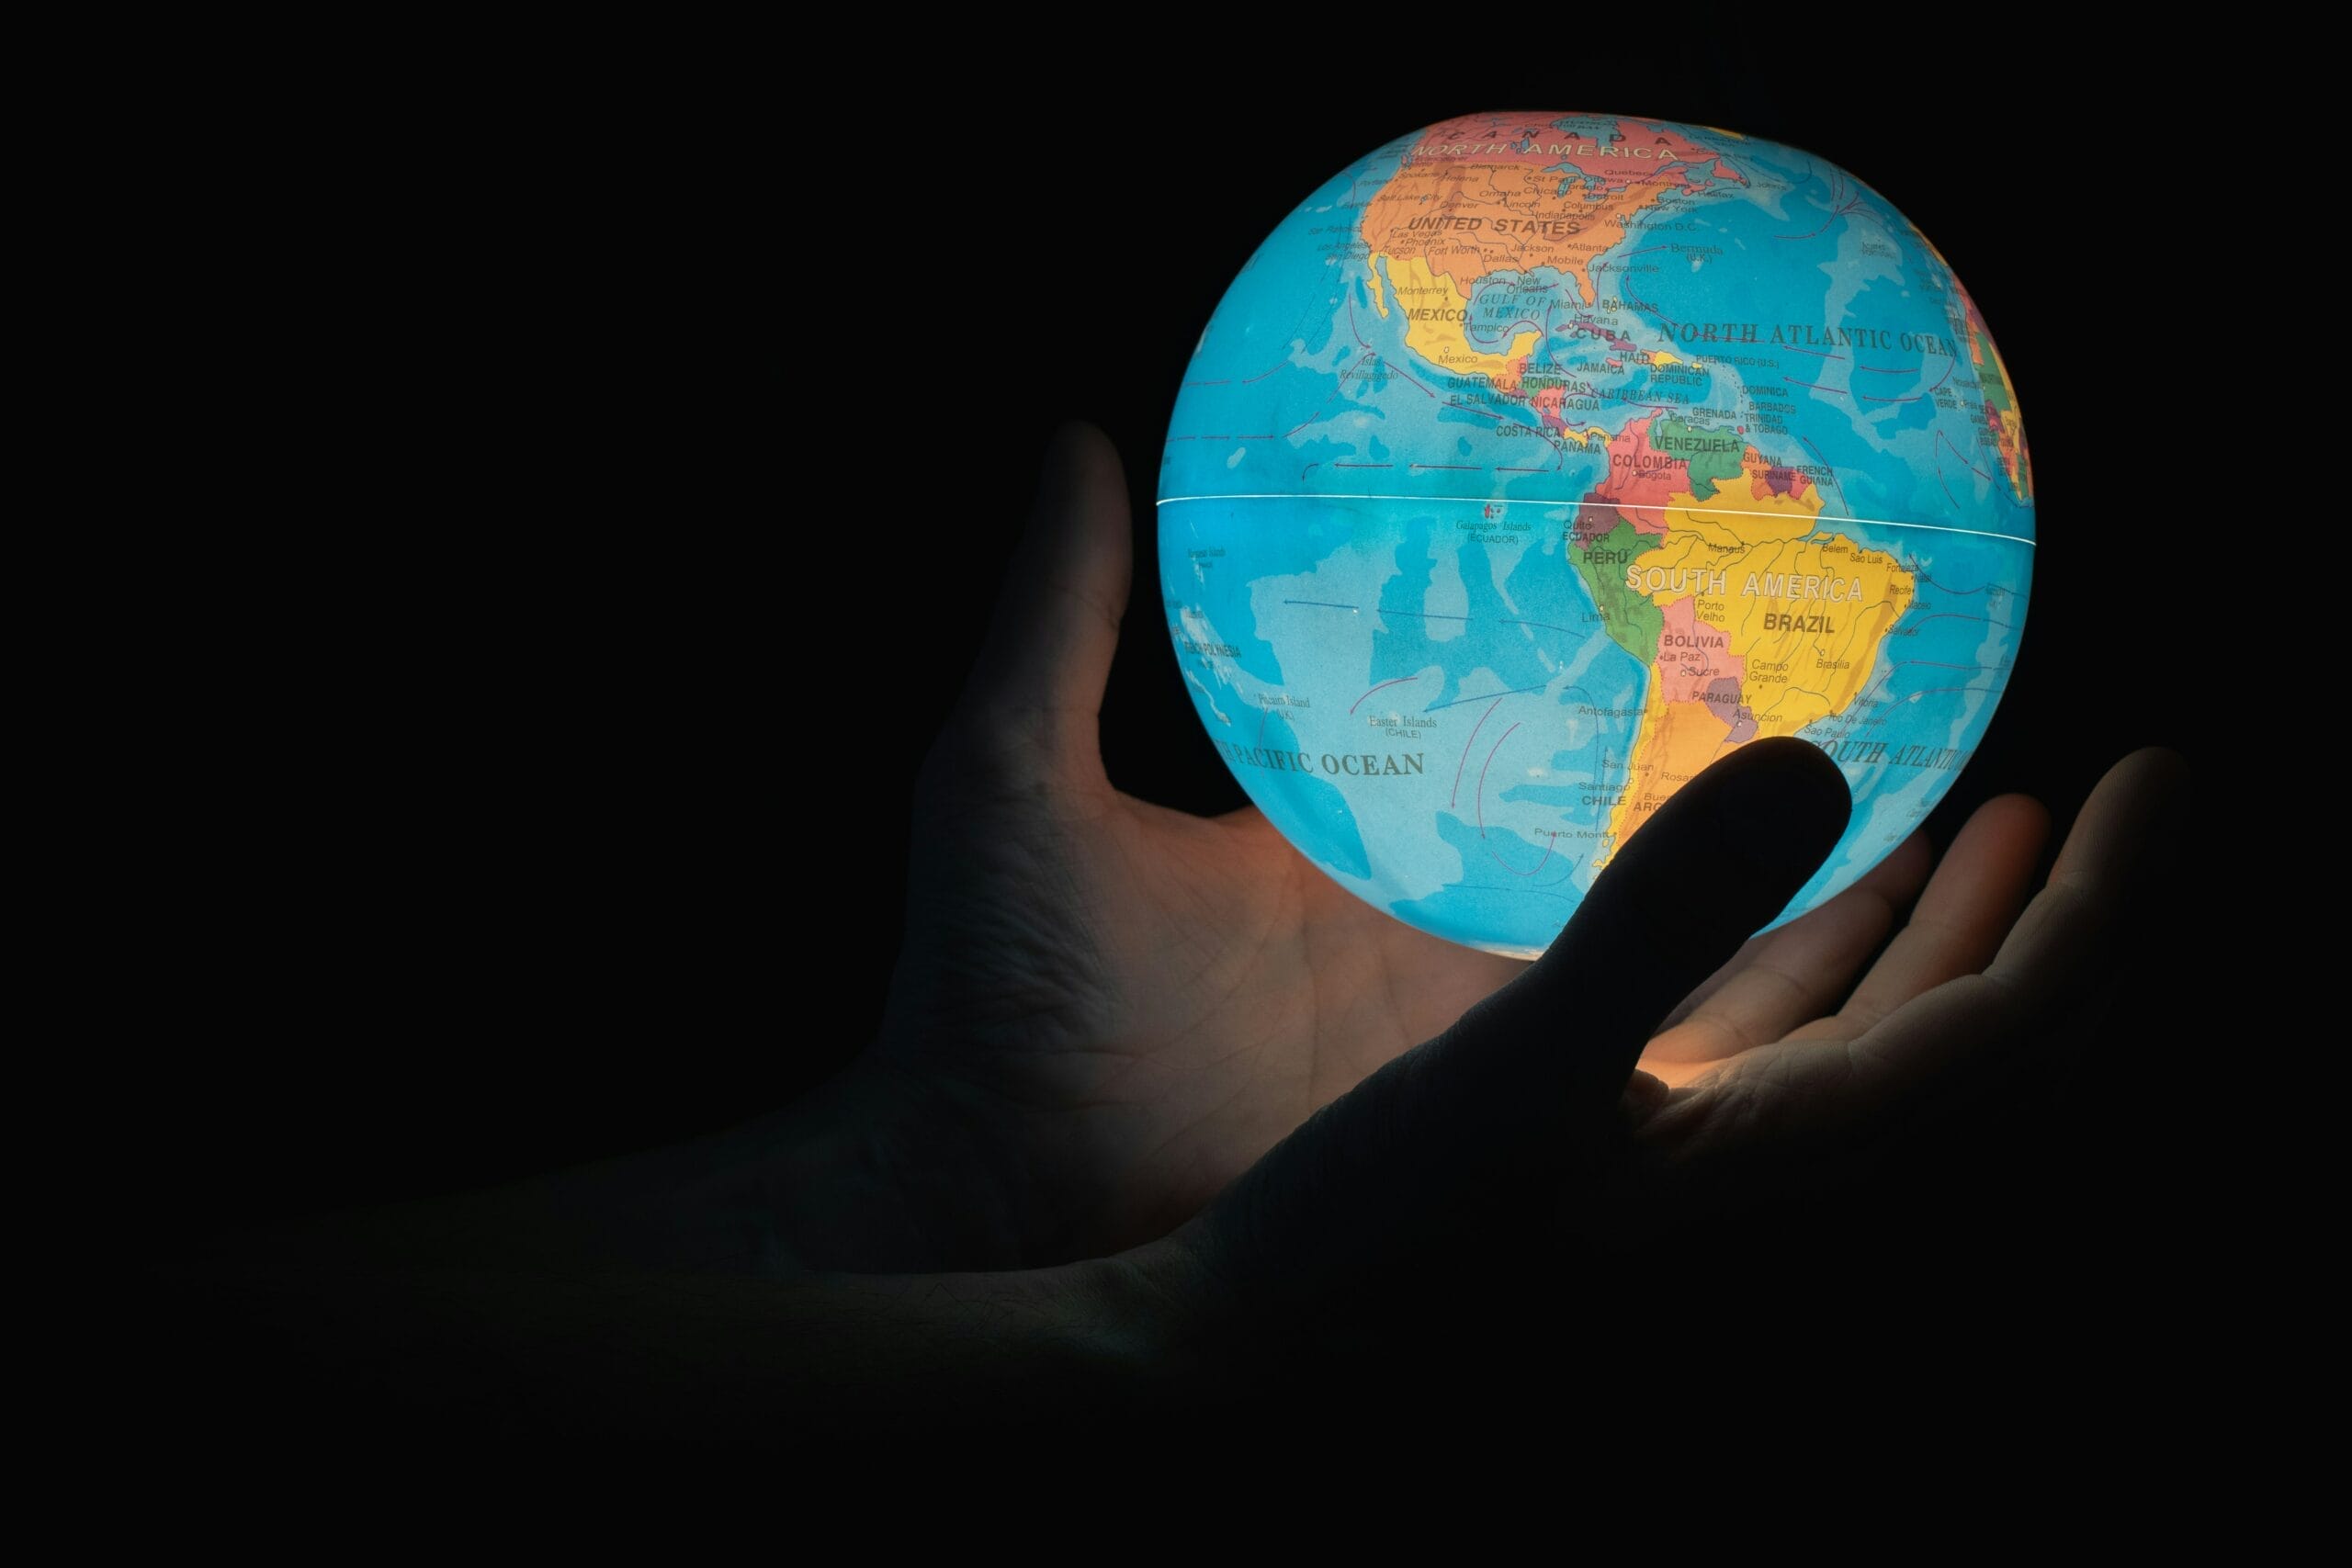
[1159,112,2032,956]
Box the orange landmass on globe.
[1396,112,1739,179]
[1362,116,1742,318]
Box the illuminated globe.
[1159,112,2033,956]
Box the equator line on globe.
[1159,112,2033,957]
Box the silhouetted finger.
[956,423,1133,784]
[1780,794,2048,1044]
[1644,830,1933,1074]
[1474,738,1854,1113]
[1186,739,1849,1312]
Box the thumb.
[954,422,1134,788]
[1170,738,1849,1330]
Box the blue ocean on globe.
[1159,111,2033,957]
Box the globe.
[1159,112,2032,958]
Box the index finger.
[1463,736,1854,1124]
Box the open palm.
[876,427,1519,1263]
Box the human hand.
[791,423,1525,1269]
[222,490,2177,1425]
[741,732,2178,1421]
[779,422,2181,1284]
[1140,739,2184,1366]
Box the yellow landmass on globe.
[1369,254,1540,389]
[1600,461,1916,860]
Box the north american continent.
[1589,445,1917,860]
[1360,113,1744,384]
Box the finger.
[956,423,1133,784]
[1472,736,1854,1118]
[1618,750,2188,1214]
[1778,793,2049,1044]
[1840,748,2187,1093]
[1187,738,1849,1308]
[1983,747,2188,1007]
[1656,829,1934,1032]
[1644,829,1934,1068]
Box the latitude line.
[1157,493,2035,547]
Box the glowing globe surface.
[1159,113,2033,956]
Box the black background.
[153,52,2206,1329]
